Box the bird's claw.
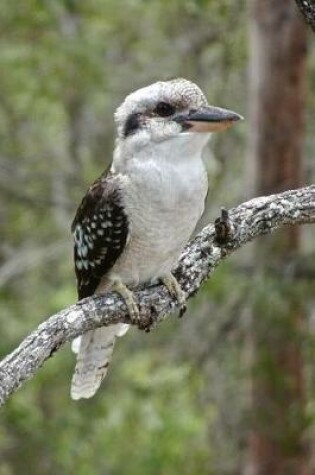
[161,273,187,318]
[112,279,156,332]
[112,280,141,327]
[178,304,187,318]
[127,297,141,326]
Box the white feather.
[70,324,129,400]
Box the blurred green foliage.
[0,1,314,474]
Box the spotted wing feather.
[72,172,129,300]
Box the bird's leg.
[112,279,155,332]
[161,273,187,318]
[112,279,140,325]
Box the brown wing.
[72,172,129,299]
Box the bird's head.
[114,78,243,159]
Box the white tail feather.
[70,324,129,400]
[71,336,81,354]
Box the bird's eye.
[154,102,175,117]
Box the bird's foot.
[112,279,140,326]
[161,273,187,318]
[214,207,235,245]
[112,279,154,332]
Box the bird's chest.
[127,159,207,238]
[113,159,207,284]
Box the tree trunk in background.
[247,1,308,474]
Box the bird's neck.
[112,133,210,174]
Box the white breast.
[110,147,208,287]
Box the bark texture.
[0,186,314,407]
[295,0,315,32]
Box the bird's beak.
[175,106,243,133]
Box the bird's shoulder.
[71,170,124,231]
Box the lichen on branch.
[0,185,314,407]
[295,0,315,32]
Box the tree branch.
[295,0,315,32]
[0,186,314,406]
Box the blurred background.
[0,0,314,474]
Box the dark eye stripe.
[124,113,140,137]
[154,102,175,117]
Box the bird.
[70,78,242,400]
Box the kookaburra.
[70,78,242,400]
